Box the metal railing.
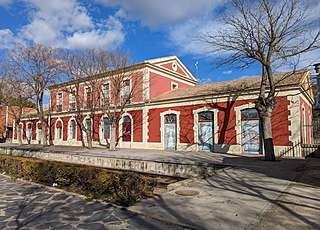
[279,141,319,158]
[279,118,320,158]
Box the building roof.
[149,69,309,103]
[22,108,44,118]
[49,56,197,89]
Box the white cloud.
[4,0,126,50]
[167,18,225,56]
[222,70,232,75]
[0,29,24,48]
[0,0,12,8]
[66,16,124,49]
[95,0,224,28]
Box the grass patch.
[0,154,157,207]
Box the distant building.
[14,56,314,156]
[0,106,36,143]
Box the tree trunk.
[255,65,276,161]
[48,116,54,146]
[16,124,22,146]
[86,129,93,149]
[80,126,85,147]
[109,122,116,151]
[41,123,47,146]
[261,112,276,161]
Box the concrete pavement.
[0,144,319,229]
[129,157,320,230]
[0,175,184,230]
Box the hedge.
[0,154,157,206]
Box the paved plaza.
[0,175,183,230]
[0,144,319,229]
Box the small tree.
[62,48,110,148]
[5,44,63,146]
[1,77,34,145]
[203,0,319,160]
[99,51,145,150]
[63,49,146,150]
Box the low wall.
[0,147,225,178]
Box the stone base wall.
[0,147,225,178]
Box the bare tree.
[62,49,146,150]
[5,44,63,146]
[99,51,145,151]
[203,0,319,160]
[62,48,110,148]
[1,77,34,145]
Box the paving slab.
[0,175,184,230]
[0,143,319,229]
[129,157,320,230]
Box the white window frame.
[36,121,42,143]
[68,118,77,141]
[26,122,32,142]
[83,116,93,139]
[122,79,131,103]
[84,87,92,109]
[56,92,63,112]
[119,112,134,144]
[193,107,219,152]
[69,89,76,111]
[171,82,179,90]
[100,116,111,144]
[160,110,180,150]
[55,119,63,141]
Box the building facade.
[14,56,314,156]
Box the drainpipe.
[314,63,320,109]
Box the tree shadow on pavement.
[201,155,320,229]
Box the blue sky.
[0,0,319,84]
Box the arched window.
[164,114,177,150]
[198,111,214,151]
[69,120,76,140]
[36,123,42,144]
[122,116,131,142]
[85,118,93,137]
[241,108,261,153]
[103,117,111,140]
[26,123,32,141]
[56,120,63,140]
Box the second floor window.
[103,83,110,105]
[56,92,62,112]
[69,90,76,111]
[85,87,92,109]
[123,80,131,103]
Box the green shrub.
[115,195,136,207]
[0,154,157,206]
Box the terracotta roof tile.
[150,69,308,103]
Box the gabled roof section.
[149,69,309,103]
[49,56,197,90]
[144,56,197,85]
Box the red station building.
[14,56,314,156]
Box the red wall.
[300,96,312,144]
[271,96,291,146]
[149,72,191,99]
[128,110,143,142]
[147,97,292,146]
[160,62,186,76]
